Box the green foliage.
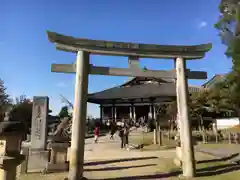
[0,79,11,121]
[10,95,33,133]
[155,101,177,119]
[58,106,70,119]
[189,90,210,117]
[215,1,240,69]
[214,1,240,118]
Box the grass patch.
[225,125,240,133]
[197,143,240,150]
[154,154,240,180]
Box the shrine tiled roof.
[201,74,228,88]
[88,82,202,104]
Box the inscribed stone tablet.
[30,96,49,149]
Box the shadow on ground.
[85,155,240,180]
[87,171,181,180]
[84,156,158,166]
[88,163,240,180]
[85,164,156,171]
[196,163,240,177]
[197,153,239,164]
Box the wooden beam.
[51,64,207,79]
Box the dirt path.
[84,133,176,161]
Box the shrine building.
[88,75,203,123]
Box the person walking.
[123,125,130,150]
[110,121,116,140]
[94,126,100,143]
[118,125,125,149]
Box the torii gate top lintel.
[46,31,212,60]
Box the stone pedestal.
[27,149,50,173]
[0,155,25,180]
[18,147,29,174]
[46,142,70,173]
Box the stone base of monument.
[18,146,29,174]
[27,149,50,173]
[45,142,70,173]
[46,162,69,173]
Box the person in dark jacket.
[118,126,125,149]
[123,125,130,150]
[110,121,117,140]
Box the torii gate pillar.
[69,51,89,180]
[176,57,196,177]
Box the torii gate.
[46,31,212,180]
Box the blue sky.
[0,0,232,117]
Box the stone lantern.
[0,120,26,180]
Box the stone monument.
[27,96,50,172]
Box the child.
[94,126,100,143]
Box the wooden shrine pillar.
[154,104,162,145]
[151,104,158,144]
[153,104,157,120]
[100,105,104,124]
[111,106,113,121]
[110,105,117,121]
[149,105,153,119]
[129,106,133,119]
[114,106,117,121]
[132,105,136,121]
[69,51,89,180]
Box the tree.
[0,79,11,121]
[189,90,211,130]
[209,76,240,117]
[215,1,240,61]
[58,106,70,119]
[155,101,177,130]
[215,1,240,120]
[10,95,33,134]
